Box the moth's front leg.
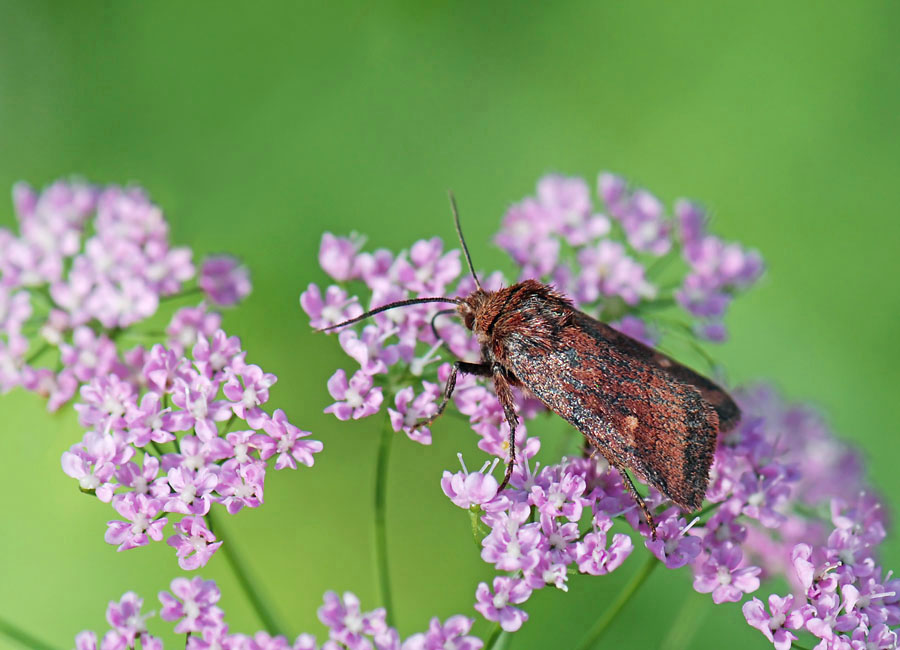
[492,363,519,491]
[411,361,492,431]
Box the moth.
[323,195,740,536]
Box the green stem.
[483,624,507,650]
[222,413,239,435]
[374,417,395,626]
[205,509,285,637]
[574,553,660,650]
[0,615,59,650]
[25,343,51,365]
[160,286,205,302]
[791,644,813,650]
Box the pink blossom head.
[200,255,251,307]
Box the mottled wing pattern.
[497,309,720,511]
[589,318,741,432]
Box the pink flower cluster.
[77,580,484,650]
[0,179,319,570]
[61,320,322,569]
[1,180,252,407]
[737,388,900,650]
[307,173,898,647]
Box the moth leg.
[492,365,519,491]
[614,463,658,540]
[411,361,491,431]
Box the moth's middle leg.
[492,365,520,491]
[411,361,491,431]
[586,444,658,539]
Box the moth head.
[458,289,489,332]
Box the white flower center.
[210,351,227,371]
[102,394,125,418]
[747,491,765,507]
[80,349,98,367]
[549,489,565,509]
[180,484,197,504]
[344,387,364,409]
[131,513,150,534]
[79,474,100,490]
[184,600,200,622]
[343,612,364,634]
[189,396,208,420]
[716,566,732,586]
[242,386,258,409]
[321,305,342,324]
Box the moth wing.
[500,311,719,510]
[590,318,741,432]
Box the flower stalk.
[374,415,396,627]
[575,553,660,650]
[206,509,286,638]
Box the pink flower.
[193,328,246,379]
[323,369,383,420]
[167,516,222,570]
[223,363,276,428]
[142,344,190,394]
[215,460,265,514]
[126,392,177,446]
[473,577,531,632]
[200,255,251,307]
[105,591,153,648]
[742,594,808,650]
[162,465,218,515]
[105,493,168,550]
[300,284,362,330]
[317,591,388,650]
[62,430,131,502]
[159,576,224,634]
[400,616,482,650]
[645,509,702,569]
[574,517,634,576]
[170,375,233,440]
[74,374,137,433]
[166,305,223,354]
[319,232,364,282]
[693,545,761,604]
[114,454,162,496]
[528,468,585,522]
[259,408,323,469]
[388,382,441,445]
[441,454,500,509]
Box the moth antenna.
[448,191,483,291]
[319,296,463,332]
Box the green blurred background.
[1,2,899,648]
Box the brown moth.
[323,195,739,536]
